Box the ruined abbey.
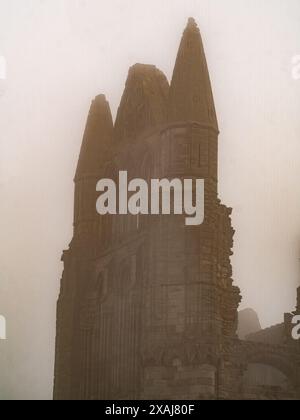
[54,18,300,400]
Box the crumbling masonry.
[54,19,300,400]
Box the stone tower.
[54,19,300,400]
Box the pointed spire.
[168,18,218,130]
[76,95,113,178]
[187,17,198,30]
[114,64,169,142]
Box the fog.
[0,0,300,400]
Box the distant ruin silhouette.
[54,19,300,400]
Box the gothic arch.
[244,348,299,390]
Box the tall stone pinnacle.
[168,18,218,130]
[76,94,113,178]
[187,17,198,30]
[114,64,169,142]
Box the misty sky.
[0,0,300,400]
